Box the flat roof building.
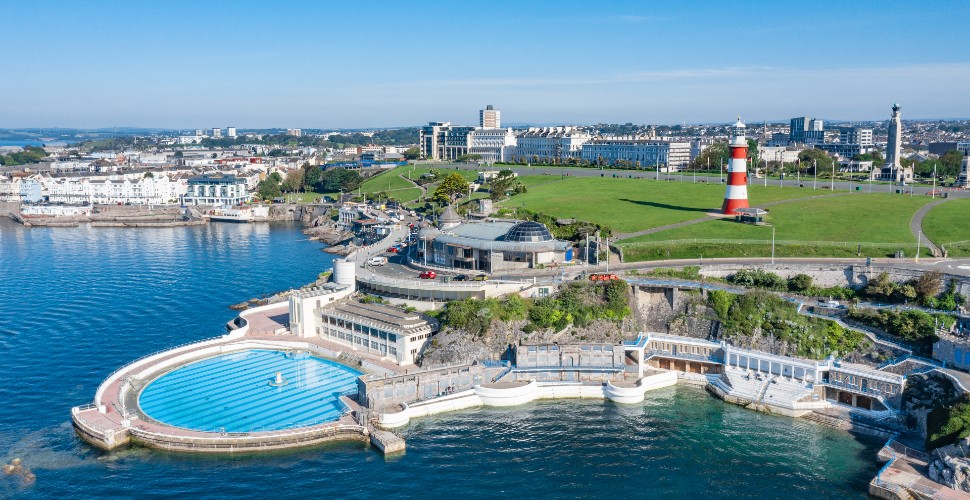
[318,301,438,365]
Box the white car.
[367,256,388,266]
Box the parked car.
[419,270,437,279]
[367,256,388,266]
[472,274,488,281]
[589,273,620,281]
[452,274,468,281]
[387,247,400,253]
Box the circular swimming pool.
[138,349,362,432]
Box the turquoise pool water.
[138,349,362,432]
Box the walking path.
[398,173,425,202]
[911,198,947,257]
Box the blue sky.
[2,0,968,128]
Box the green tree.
[489,170,525,201]
[257,178,281,200]
[691,143,729,171]
[303,163,323,191]
[747,138,759,167]
[403,147,421,160]
[281,169,303,193]
[940,150,964,178]
[432,173,470,204]
[787,274,813,293]
[798,149,834,175]
[143,171,154,178]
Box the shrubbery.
[862,271,965,311]
[928,396,970,450]
[440,281,630,335]
[726,269,857,300]
[846,307,955,354]
[708,289,867,359]
[649,266,702,280]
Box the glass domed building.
[417,219,572,272]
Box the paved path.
[398,173,425,202]
[911,198,947,257]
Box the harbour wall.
[376,372,679,429]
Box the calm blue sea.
[0,218,882,498]
[0,140,45,147]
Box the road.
[426,162,970,198]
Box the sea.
[0,218,884,499]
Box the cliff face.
[420,319,626,368]
[632,286,718,340]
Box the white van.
[367,256,388,266]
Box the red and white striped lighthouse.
[721,117,750,215]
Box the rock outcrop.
[929,438,970,493]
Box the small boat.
[208,205,268,223]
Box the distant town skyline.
[2,0,969,128]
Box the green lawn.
[497,176,833,234]
[923,198,970,256]
[359,168,423,202]
[618,193,936,261]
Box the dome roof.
[505,221,553,242]
[440,205,461,223]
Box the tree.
[257,178,281,200]
[281,169,303,193]
[403,147,421,160]
[940,150,964,178]
[143,171,154,178]
[787,274,813,293]
[912,271,943,302]
[691,143,729,171]
[303,163,323,192]
[432,173,469,204]
[798,149,834,175]
[489,170,525,201]
[318,168,362,193]
[747,138,759,167]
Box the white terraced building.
[468,128,517,163]
[510,127,591,162]
[580,138,691,170]
[47,175,187,205]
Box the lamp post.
[932,163,937,200]
[830,159,835,191]
[813,159,817,190]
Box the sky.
[2,0,969,129]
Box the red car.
[387,247,400,253]
[419,270,437,279]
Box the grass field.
[923,198,970,256]
[359,168,423,202]
[618,193,936,261]
[497,176,835,234]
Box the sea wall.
[699,263,970,297]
